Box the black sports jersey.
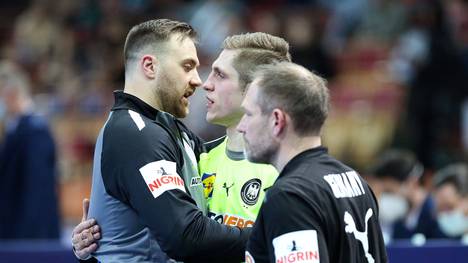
[86,91,249,262]
[246,147,387,263]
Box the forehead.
[164,34,199,64]
[436,184,461,200]
[243,80,260,106]
[212,49,238,72]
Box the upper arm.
[262,190,329,263]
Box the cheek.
[247,118,263,137]
[220,84,242,105]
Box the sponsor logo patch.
[190,176,202,187]
[241,179,262,206]
[272,230,320,263]
[207,212,255,228]
[139,160,185,199]
[201,173,216,198]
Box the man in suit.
[0,60,60,239]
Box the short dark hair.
[252,62,329,136]
[222,33,291,92]
[123,19,197,68]
[433,163,468,197]
[371,149,423,182]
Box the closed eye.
[214,68,225,79]
[184,64,194,72]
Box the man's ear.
[272,108,287,137]
[141,55,157,79]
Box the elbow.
[158,215,204,261]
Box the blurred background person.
[432,163,468,242]
[0,60,60,239]
[370,149,445,243]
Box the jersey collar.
[280,146,328,176]
[111,90,159,120]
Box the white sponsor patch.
[273,230,320,263]
[245,251,255,263]
[190,176,202,187]
[140,160,185,198]
[128,110,145,131]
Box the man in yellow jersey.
[72,32,292,259]
[200,32,291,228]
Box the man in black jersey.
[237,62,388,263]
[74,19,249,263]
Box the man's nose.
[236,116,246,133]
[191,69,202,87]
[202,79,214,91]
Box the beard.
[156,71,188,118]
[244,136,277,165]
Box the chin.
[245,150,262,164]
[205,114,214,123]
[206,115,224,126]
[247,145,274,165]
[174,108,189,118]
[247,155,267,164]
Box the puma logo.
[223,182,235,196]
[344,208,375,263]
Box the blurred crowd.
[0,0,467,243]
[367,149,468,244]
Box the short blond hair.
[222,32,291,91]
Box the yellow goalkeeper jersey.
[199,137,278,228]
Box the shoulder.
[21,114,50,131]
[102,109,180,167]
[106,109,176,145]
[199,137,226,165]
[204,136,226,152]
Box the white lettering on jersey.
[140,160,185,198]
[323,171,365,198]
[245,251,256,263]
[272,230,320,263]
[344,208,375,263]
[128,110,145,130]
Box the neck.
[226,125,244,152]
[274,134,322,172]
[124,80,161,111]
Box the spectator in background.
[433,163,468,241]
[0,60,60,239]
[401,0,468,169]
[283,7,335,79]
[371,149,445,243]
